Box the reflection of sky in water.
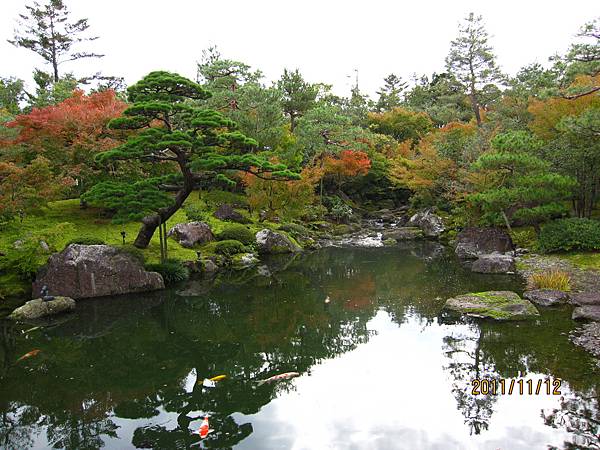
[5,246,595,449]
[233,311,571,450]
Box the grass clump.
[527,270,571,291]
[145,259,189,285]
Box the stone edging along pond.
[516,253,600,366]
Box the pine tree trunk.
[133,185,193,248]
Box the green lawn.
[0,190,273,265]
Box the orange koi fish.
[209,375,226,382]
[16,349,41,363]
[198,415,210,439]
[256,372,300,386]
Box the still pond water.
[1,243,599,449]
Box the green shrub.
[203,190,248,208]
[327,196,353,223]
[65,237,106,247]
[279,223,310,237]
[183,205,209,222]
[217,224,255,245]
[0,223,74,280]
[145,259,189,285]
[214,239,246,256]
[538,218,600,253]
[510,228,537,250]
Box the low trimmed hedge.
[538,218,600,253]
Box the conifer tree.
[375,74,407,112]
[8,0,103,82]
[445,13,504,126]
[84,71,299,248]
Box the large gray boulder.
[471,253,516,274]
[214,204,251,224]
[444,291,539,320]
[32,244,164,299]
[523,289,569,306]
[570,292,600,306]
[573,306,600,321]
[167,222,214,248]
[571,323,600,361]
[9,297,75,321]
[255,229,301,254]
[455,227,514,259]
[408,209,445,238]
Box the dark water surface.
[1,244,599,449]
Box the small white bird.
[324,296,330,304]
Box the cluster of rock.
[453,227,517,274]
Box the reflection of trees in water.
[441,309,600,447]
[544,392,600,449]
[0,249,380,449]
[442,319,499,435]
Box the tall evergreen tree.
[277,69,318,132]
[84,71,298,248]
[445,13,504,126]
[375,74,407,111]
[8,0,103,82]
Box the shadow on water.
[0,243,599,449]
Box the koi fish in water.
[16,349,41,363]
[256,372,300,386]
[209,374,226,382]
[199,374,227,388]
[198,415,210,439]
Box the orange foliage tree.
[528,86,600,140]
[390,142,457,207]
[5,89,126,196]
[323,149,371,190]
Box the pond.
[1,243,599,449]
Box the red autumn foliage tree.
[6,89,126,195]
[323,149,371,189]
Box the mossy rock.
[383,238,397,246]
[231,253,259,270]
[444,291,539,321]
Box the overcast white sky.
[0,0,596,98]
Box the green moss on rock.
[444,290,539,321]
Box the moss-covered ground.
[0,190,283,298]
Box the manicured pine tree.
[465,131,576,233]
[84,71,299,248]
